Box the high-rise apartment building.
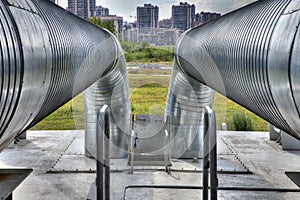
[95,6,109,17]
[137,4,159,33]
[172,2,195,31]
[68,0,95,19]
[195,12,221,25]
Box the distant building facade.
[138,28,180,46]
[172,2,195,31]
[123,27,180,46]
[195,12,221,25]
[95,6,109,17]
[99,15,123,37]
[68,0,95,19]
[137,4,159,33]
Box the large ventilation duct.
[165,62,214,158]
[84,55,130,158]
[170,0,300,140]
[0,0,130,152]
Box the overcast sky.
[57,0,256,22]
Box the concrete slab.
[65,137,85,155]
[49,134,249,174]
[0,130,299,200]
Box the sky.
[57,0,256,22]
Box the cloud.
[99,0,180,20]
[190,0,256,14]
[60,0,257,21]
[233,0,257,8]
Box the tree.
[87,17,116,35]
[101,20,116,35]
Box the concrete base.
[269,124,281,141]
[1,130,300,200]
[281,131,300,150]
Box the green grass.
[130,86,168,115]
[31,94,85,130]
[31,66,268,131]
[212,93,268,131]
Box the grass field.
[31,65,268,131]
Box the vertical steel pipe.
[104,108,110,200]
[174,0,300,139]
[96,106,106,200]
[206,106,218,200]
[84,53,130,158]
[0,0,130,151]
[202,116,209,200]
[96,104,111,200]
[165,61,214,158]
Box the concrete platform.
[0,130,300,199]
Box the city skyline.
[58,0,256,22]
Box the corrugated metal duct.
[0,0,130,152]
[168,0,300,143]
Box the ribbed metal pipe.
[174,0,300,139]
[165,61,214,158]
[0,0,130,151]
[84,52,130,158]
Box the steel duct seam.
[168,0,300,140]
[0,0,130,152]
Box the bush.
[121,40,174,62]
[231,111,253,131]
[124,47,173,62]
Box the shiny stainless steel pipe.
[84,54,130,158]
[165,61,214,158]
[174,0,300,139]
[0,0,130,151]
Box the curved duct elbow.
[84,47,131,158]
[175,0,300,139]
[165,58,214,158]
[0,0,127,151]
